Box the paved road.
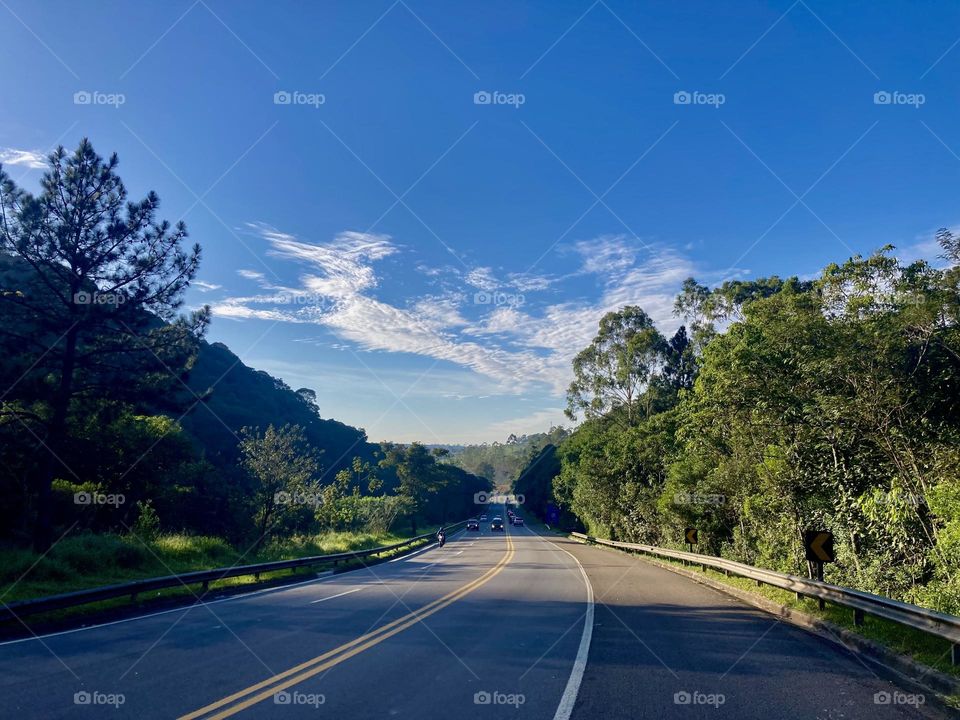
[553,533,951,720]
[0,514,953,719]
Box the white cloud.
[237,269,266,281]
[465,267,500,292]
[217,228,695,398]
[0,148,46,169]
[193,280,222,292]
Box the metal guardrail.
[570,532,960,665]
[0,521,466,622]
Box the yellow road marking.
[180,530,514,720]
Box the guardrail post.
[818,597,825,611]
[201,580,209,593]
[796,592,803,601]
[853,608,864,627]
[952,643,958,666]
[130,592,138,603]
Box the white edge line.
[534,526,595,720]
[309,587,363,604]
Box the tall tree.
[566,306,669,425]
[0,139,207,549]
[239,424,320,549]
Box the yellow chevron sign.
[684,527,698,545]
[804,530,834,563]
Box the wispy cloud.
[212,228,695,397]
[237,269,266,281]
[0,147,46,169]
[193,280,222,292]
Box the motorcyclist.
[437,526,446,546]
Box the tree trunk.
[33,323,80,552]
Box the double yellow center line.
[180,531,515,719]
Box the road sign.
[684,527,698,545]
[803,530,834,563]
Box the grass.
[0,526,439,627]
[583,540,960,681]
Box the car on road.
[491,517,504,531]
[466,518,480,531]
[512,517,524,526]
[479,514,488,522]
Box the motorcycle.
[437,531,446,547]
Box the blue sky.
[2,0,958,443]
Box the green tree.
[0,140,207,549]
[239,424,320,550]
[566,306,670,425]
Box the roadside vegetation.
[517,231,960,616]
[0,141,490,606]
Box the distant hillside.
[443,428,571,486]
[180,341,378,478]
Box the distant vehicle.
[479,514,488,522]
[491,517,504,531]
[507,510,514,518]
[512,517,524,526]
[466,518,480,531]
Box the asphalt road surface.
[0,510,953,719]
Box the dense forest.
[514,234,960,614]
[443,427,570,486]
[0,140,490,556]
